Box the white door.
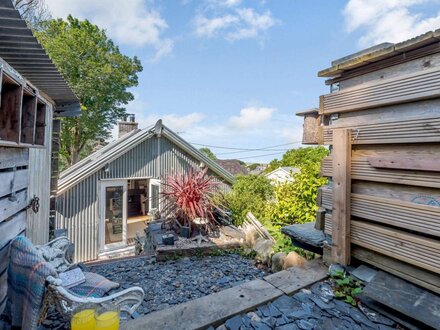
[99,180,127,252]
[149,179,161,212]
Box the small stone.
[283,252,306,269]
[272,295,302,314]
[328,264,345,277]
[358,303,395,326]
[296,319,315,330]
[225,315,242,330]
[309,295,336,310]
[271,252,287,272]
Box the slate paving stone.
[41,254,266,329]
[226,315,243,330]
[220,281,397,330]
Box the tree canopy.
[35,16,143,167]
[265,146,329,173]
[199,147,217,160]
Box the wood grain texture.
[0,190,27,223]
[0,80,22,143]
[0,147,28,169]
[331,129,351,265]
[322,67,440,114]
[368,156,440,172]
[352,247,440,295]
[0,169,28,198]
[20,93,37,145]
[0,211,26,273]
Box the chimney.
[118,114,138,138]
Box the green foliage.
[35,16,143,167]
[266,162,328,226]
[224,175,273,226]
[330,270,364,306]
[199,147,217,160]
[265,146,329,173]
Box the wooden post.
[332,129,351,265]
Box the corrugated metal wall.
[56,135,230,262]
[27,103,53,244]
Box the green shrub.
[224,175,273,226]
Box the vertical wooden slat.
[331,128,352,265]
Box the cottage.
[265,166,299,184]
[0,0,80,315]
[55,118,234,262]
[297,30,440,294]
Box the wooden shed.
[0,0,80,314]
[299,30,440,293]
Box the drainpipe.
[154,120,163,178]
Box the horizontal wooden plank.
[0,189,27,223]
[325,217,440,274]
[0,169,28,198]
[351,220,440,274]
[322,116,440,145]
[321,67,440,114]
[368,156,440,172]
[351,193,440,237]
[0,147,28,169]
[0,210,26,251]
[352,247,440,295]
[321,156,440,189]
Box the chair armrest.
[46,276,145,318]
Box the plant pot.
[162,234,174,245]
[180,226,190,238]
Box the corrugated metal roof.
[57,120,235,194]
[0,0,80,116]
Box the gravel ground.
[216,281,397,330]
[41,254,266,329]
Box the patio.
[41,253,267,329]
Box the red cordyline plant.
[161,167,222,229]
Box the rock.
[282,252,306,269]
[296,319,315,330]
[272,295,302,314]
[271,252,287,272]
[358,303,395,326]
[225,315,242,330]
[328,264,345,277]
[253,238,274,265]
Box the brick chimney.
[118,114,138,138]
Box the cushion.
[68,272,120,298]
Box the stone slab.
[264,259,328,295]
[281,222,332,254]
[351,265,377,283]
[363,271,440,329]
[122,279,283,330]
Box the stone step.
[362,271,440,329]
[281,222,331,254]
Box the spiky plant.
[161,167,222,230]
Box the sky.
[44,0,440,163]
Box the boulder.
[253,238,274,265]
[282,251,306,269]
[271,252,287,272]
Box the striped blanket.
[7,236,57,330]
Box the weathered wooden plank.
[322,67,440,114]
[0,169,28,198]
[0,189,27,223]
[351,220,440,274]
[368,156,440,172]
[20,93,37,144]
[0,271,7,316]
[0,79,22,143]
[352,247,440,295]
[0,147,28,169]
[363,271,440,329]
[331,129,351,265]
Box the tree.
[13,0,51,27]
[199,147,217,160]
[265,146,329,173]
[35,16,143,167]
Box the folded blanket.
[7,236,57,330]
[69,271,119,298]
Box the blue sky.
[45,0,440,163]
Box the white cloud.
[344,0,440,47]
[193,3,278,41]
[229,107,276,129]
[45,0,173,61]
